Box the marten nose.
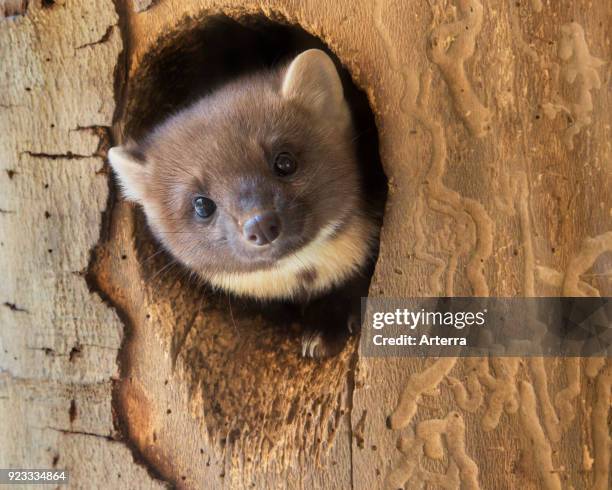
[242,211,281,246]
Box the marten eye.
[193,196,216,219]
[272,152,297,177]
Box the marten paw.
[301,330,327,358]
[301,329,343,358]
[347,312,361,335]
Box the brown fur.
[108,49,378,301]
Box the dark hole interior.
[122,13,387,345]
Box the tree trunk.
[1,1,609,489]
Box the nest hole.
[124,13,386,340]
[111,12,387,456]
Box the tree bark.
[1,1,609,489]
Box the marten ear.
[281,49,347,120]
[108,143,149,204]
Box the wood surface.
[0,1,610,489]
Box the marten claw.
[300,325,353,358]
[301,330,325,358]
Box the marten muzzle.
[243,211,282,246]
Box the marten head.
[109,50,376,300]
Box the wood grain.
[1,0,610,489]
[0,0,163,488]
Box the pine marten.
[108,49,383,357]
